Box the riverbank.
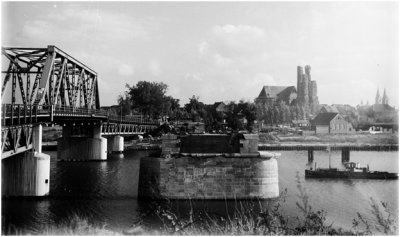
[41,128,398,151]
[259,132,398,145]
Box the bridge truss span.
[1,45,161,160]
[2,45,100,109]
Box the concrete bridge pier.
[57,124,107,161]
[2,124,50,197]
[107,135,124,154]
[341,148,350,163]
[307,147,314,163]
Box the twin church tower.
[297,65,319,114]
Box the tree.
[117,91,133,116]
[184,95,206,122]
[124,81,179,119]
[238,101,257,132]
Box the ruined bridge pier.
[139,134,281,200]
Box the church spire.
[375,88,381,105]
[382,88,389,105]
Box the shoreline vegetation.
[3,174,397,235]
[259,132,398,146]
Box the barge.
[305,162,398,179]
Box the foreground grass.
[3,175,397,235]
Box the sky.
[1,1,399,108]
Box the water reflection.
[2,150,398,234]
[108,153,124,160]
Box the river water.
[2,149,398,234]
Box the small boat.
[305,162,398,179]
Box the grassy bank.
[259,133,398,145]
[4,175,397,235]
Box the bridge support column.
[341,148,350,163]
[57,124,107,161]
[2,124,50,197]
[107,135,124,154]
[308,147,314,163]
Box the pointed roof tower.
[382,89,389,105]
[375,88,381,105]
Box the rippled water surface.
[2,149,398,233]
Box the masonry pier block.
[57,124,107,161]
[2,124,50,197]
[107,135,124,153]
[139,134,280,199]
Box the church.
[255,65,319,115]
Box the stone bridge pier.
[57,123,107,161]
[2,124,50,197]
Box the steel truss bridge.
[1,45,160,158]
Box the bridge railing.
[107,114,160,125]
[53,105,108,117]
[1,104,44,126]
[2,103,161,127]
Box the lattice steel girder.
[2,45,100,109]
[1,124,33,159]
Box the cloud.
[185,73,203,81]
[213,54,233,68]
[4,6,165,103]
[254,73,277,86]
[198,41,209,56]
[187,24,278,103]
[118,64,135,76]
[7,6,164,54]
[212,24,268,55]
[149,60,161,76]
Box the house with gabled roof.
[213,102,227,113]
[318,104,339,113]
[255,86,297,105]
[311,112,353,134]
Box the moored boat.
[305,162,398,179]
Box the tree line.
[113,81,257,132]
[114,80,394,133]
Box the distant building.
[375,88,389,105]
[255,86,297,105]
[213,102,227,113]
[297,65,319,115]
[318,104,339,113]
[292,119,310,128]
[255,65,319,114]
[311,112,353,134]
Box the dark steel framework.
[2,45,100,109]
[1,46,160,159]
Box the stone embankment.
[259,143,398,151]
